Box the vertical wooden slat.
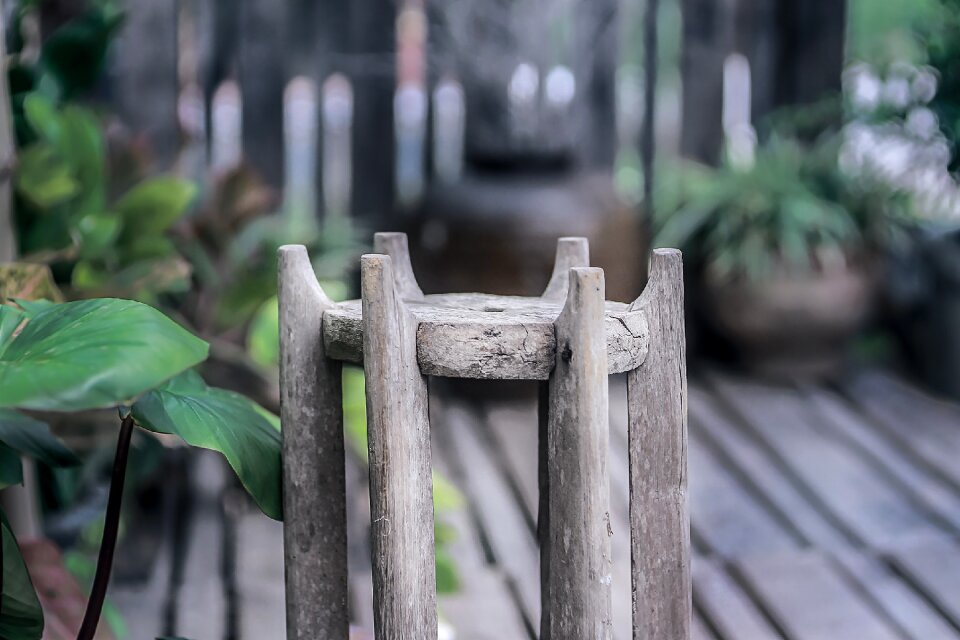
[373,232,425,299]
[679,0,735,164]
[575,0,618,168]
[627,248,690,639]
[238,0,285,187]
[311,0,350,217]
[361,253,437,640]
[278,245,348,640]
[543,267,613,639]
[114,0,180,166]
[542,237,590,301]
[350,0,397,222]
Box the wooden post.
[542,237,590,301]
[361,254,437,639]
[575,0,618,168]
[373,232,425,299]
[277,245,348,640]
[543,267,613,639]
[680,0,735,164]
[627,249,690,639]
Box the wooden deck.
[109,368,960,639]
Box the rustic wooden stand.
[278,233,690,640]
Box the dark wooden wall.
[680,0,847,164]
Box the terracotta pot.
[704,262,876,379]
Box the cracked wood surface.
[323,294,649,379]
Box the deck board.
[735,550,902,640]
[147,368,960,639]
[710,374,951,549]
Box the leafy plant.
[0,297,282,639]
[655,135,915,281]
[12,93,196,302]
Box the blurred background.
[2,0,960,637]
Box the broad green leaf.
[116,177,198,237]
[0,409,79,468]
[132,371,282,520]
[15,144,80,208]
[9,299,56,319]
[0,299,209,411]
[0,510,44,639]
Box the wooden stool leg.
[278,245,348,640]
[361,254,437,640]
[542,267,614,639]
[627,249,691,640]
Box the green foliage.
[132,370,282,520]
[0,299,208,411]
[847,0,946,66]
[656,136,915,281]
[40,7,124,100]
[12,95,197,301]
[0,409,79,487]
[1,512,44,639]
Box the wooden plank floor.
[110,368,960,639]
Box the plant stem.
[76,414,134,640]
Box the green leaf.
[132,371,282,520]
[0,442,23,489]
[435,547,460,594]
[0,306,26,349]
[22,94,60,142]
[15,144,80,208]
[0,299,209,411]
[247,296,279,368]
[116,177,198,237]
[41,7,124,99]
[1,510,44,639]
[0,408,79,468]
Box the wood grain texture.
[324,294,648,379]
[278,245,348,640]
[543,267,613,639]
[361,254,437,640]
[627,249,691,639]
[542,237,590,301]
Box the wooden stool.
[278,233,690,640]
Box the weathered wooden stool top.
[277,232,690,640]
[322,234,650,380]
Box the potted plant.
[656,135,915,378]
